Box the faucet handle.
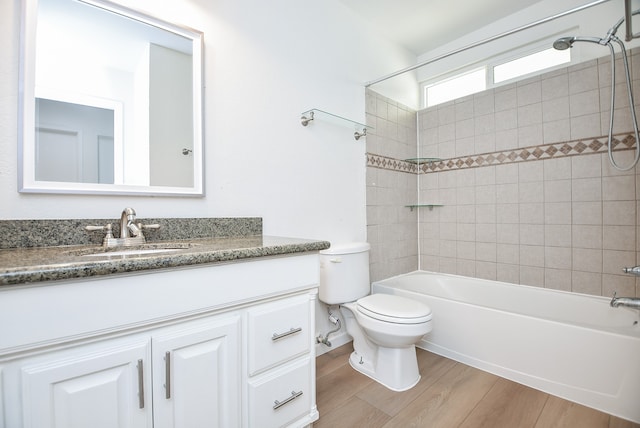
[85,223,112,234]
[85,223,114,240]
[137,223,160,230]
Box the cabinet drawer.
[248,358,311,428]
[247,295,310,375]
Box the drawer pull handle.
[137,359,145,409]
[164,351,171,399]
[272,327,302,341]
[273,390,303,410]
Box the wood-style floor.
[314,343,639,428]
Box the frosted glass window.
[494,47,570,83]
[425,68,486,107]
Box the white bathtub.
[372,270,640,423]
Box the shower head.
[553,35,607,50]
[553,36,576,50]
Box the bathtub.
[372,271,640,423]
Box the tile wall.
[365,91,418,282]
[367,50,640,297]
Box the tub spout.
[622,266,640,275]
[610,292,640,309]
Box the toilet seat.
[357,294,432,324]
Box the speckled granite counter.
[0,236,330,287]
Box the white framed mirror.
[19,0,204,196]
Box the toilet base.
[348,345,421,392]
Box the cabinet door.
[21,337,152,428]
[152,314,241,428]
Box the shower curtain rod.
[365,0,611,87]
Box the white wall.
[1,0,416,245]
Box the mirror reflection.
[20,0,203,195]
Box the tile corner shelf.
[405,204,443,211]
[404,157,442,165]
[300,108,372,140]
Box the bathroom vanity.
[0,226,329,428]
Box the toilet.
[319,243,432,391]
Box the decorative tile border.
[365,153,418,174]
[367,133,636,174]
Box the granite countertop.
[0,236,330,286]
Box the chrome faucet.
[85,207,160,248]
[120,207,141,239]
[610,292,640,309]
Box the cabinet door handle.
[273,390,303,410]
[165,351,171,399]
[137,359,145,409]
[271,327,302,341]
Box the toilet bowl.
[340,294,432,391]
[319,242,433,391]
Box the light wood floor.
[314,343,640,428]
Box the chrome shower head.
[553,36,576,50]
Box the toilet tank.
[319,242,370,304]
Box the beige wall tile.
[497,223,519,244]
[603,225,635,250]
[571,271,602,295]
[497,263,520,284]
[544,157,572,180]
[544,202,571,225]
[602,175,635,201]
[520,266,545,287]
[477,242,497,262]
[572,248,603,273]
[476,261,497,280]
[602,273,635,297]
[544,268,572,291]
[545,246,572,270]
[571,177,602,201]
[572,201,603,225]
[603,200,635,225]
[544,179,571,202]
[520,245,545,267]
[541,73,569,101]
[545,225,571,247]
[543,119,571,144]
[603,249,635,274]
[571,154,602,178]
[497,183,519,204]
[572,225,603,249]
[497,203,519,224]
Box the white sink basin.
[71,242,195,258]
[82,248,183,257]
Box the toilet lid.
[357,294,432,324]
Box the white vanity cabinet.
[0,253,320,428]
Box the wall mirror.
[19,0,204,196]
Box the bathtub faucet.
[610,292,640,309]
[622,265,640,276]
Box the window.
[493,47,570,83]
[424,68,486,108]
[421,41,573,108]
